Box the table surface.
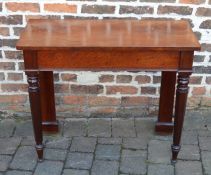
[16,19,200,51]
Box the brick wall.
[0,0,211,117]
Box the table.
[16,19,200,163]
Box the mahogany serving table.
[16,19,200,163]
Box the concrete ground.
[0,110,211,175]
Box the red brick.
[0,15,23,25]
[135,75,151,84]
[6,2,40,12]
[187,97,201,107]
[106,86,138,95]
[89,107,117,114]
[61,73,77,82]
[1,83,28,92]
[116,75,132,83]
[55,84,69,93]
[192,87,206,95]
[201,97,211,106]
[0,95,27,104]
[71,85,103,95]
[196,7,211,17]
[7,73,23,81]
[121,96,149,106]
[44,4,77,13]
[88,96,120,106]
[179,0,205,4]
[99,75,114,83]
[62,95,86,105]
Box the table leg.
[39,71,58,133]
[171,72,191,163]
[26,71,43,161]
[155,71,176,133]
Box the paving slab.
[45,137,71,150]
[135,118,155,137]
[175,160,203,175]
[122,137,148,150]
[70,137,96,153]
[91,160,119,175]
[199,136,211,151]
[0,155,12,171]
[44,148,67,161]
[14,121,33,137]
[63,169,89,175]
[5,170,32,175]
[201,151,211,175]
[0,119,15,138]
[148,164,174,175]
[148,140,171,164]
[63,119,87,137]
[120,149,147,175]
[34,160,63,175]
[9,146,37,171]
[181,131,198,145]
[65,152,93,170]
[88,118,111,137]
[0,137,21,155]
[95,144,121,161]
[112,118,136,137]
[178,145,200,160]
[98,138,122,145]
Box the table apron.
[33,50,181,70]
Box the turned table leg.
[26,71,43,161]
[171,72,191,163]
[39,71,58,133]
[155,71,176,133]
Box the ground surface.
[0,110,211,175]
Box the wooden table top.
[16,19,200,51]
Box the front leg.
[26,71,43,161]
[171,72,191,163]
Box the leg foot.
[36,144,44,161]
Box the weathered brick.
[1,83,28,92]
[0,62,15,70]
[6,3,40,12]
[190,76,203,84]
[120,6,154,14]
[88,96,120,106]
[194,55,205,63]
[106,86,137,95]
[193,66,211,74]
[196,7,211,17]
[99,74,114,83]
[44,4,77,13]
[13,27,23,36]
[121,96,150,106]
[82,5,115,14]
[199,20,211,29]
[206,77,211,84]
[7,73,23,81]
[135,75,151,84]
[180,0,205,4]
[0,27,9,36]
[0,95,27,104]
[158,6,193,15]
[4,50,23,60]
[116,75,132,83]
[0,73,5,81]
[55,84,69,93]
[192,87,206,95]
[71,84,103,94]
[2,39,18,48]
[0,15,23,25]
[61,73,77,82]
[141,87,156,94]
